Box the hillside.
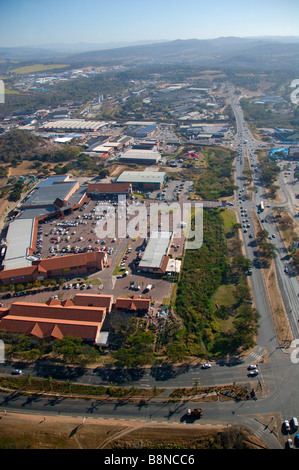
[61,37,299,70]
[1,37,299,71]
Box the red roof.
[0,300,106,343]
[87,183,132,194]
[114,296,150,311]
[0,315,100,342]
[37,250,105,271]
[0,250,106,283]
[73,293,113,312]
[8,301,106,323]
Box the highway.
[228,85,299,340]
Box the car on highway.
[248,369,259,376]
[11,369,22,375]
[201,363,211,369]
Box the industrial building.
[17,175,88,219]
[139,231,173,274]
[40,119,107,132]
[87,182,132,200]
[3,218,36,271]
[118,149,161,165]
[288,146,299,160]
[115,171,166,191]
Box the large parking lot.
[148,179,193,201]
[1,194,184,308]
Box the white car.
[248,369,259,376]
[248,364,257,370]
[283,420,291,432]
[201,363,211,369]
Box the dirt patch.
[107,424,267,450]
[0,412,267,449]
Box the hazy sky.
[0,0,298,47]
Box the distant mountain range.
[1,36,299,70]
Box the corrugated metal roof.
[139,231,172,269]
[3,218,35,270]
[23,181,77,207]
[116,171,166,184]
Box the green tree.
[165,341,188,363]
[53,336,83,363]
[114,330,155,367]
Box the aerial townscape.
[0,0,298,454]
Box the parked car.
[283,420,291,432]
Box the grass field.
[212,284,237,308]
[220,208,237,230]
[11,64,69,74]
[4,89,19,95]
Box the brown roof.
[0,250,106,283]
[0,315,101,342]
[87,183,132,194]
[0,300,106,342]
[37,250,105,271]
[73,293,113,312]
[8,301,106,323]
[0,265,37,280]
[159,255,170,274]
[114,296,150,311]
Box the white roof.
[166,258,182,273]
[41,119,107,131]
[139,231,172,269]
[4,218,35,270]
[116,171,166,184]
[120,149,161,161]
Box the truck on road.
[258,201,264,213]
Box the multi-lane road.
[0,86,298,449]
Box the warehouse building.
[40,119,107,132]
[2,218,36,271]
[139,231,173,274]
[118,149,161,165]
[115,171,166,191]
[18,175,88,218]
[87,182,132,200]
[288,146,299,160]
[21,180,79,209]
